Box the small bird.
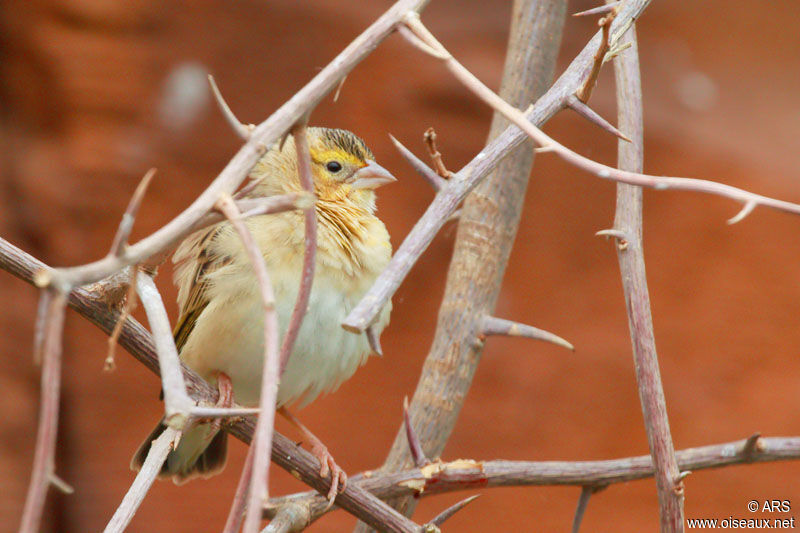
[132,127,395,497]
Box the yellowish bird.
[132,127,395,496]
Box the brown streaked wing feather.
[172,224,231,352]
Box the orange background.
[2,1,799,531]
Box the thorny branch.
[264,435,800,528]
[5,0,800,530]
[215,194,281,533]
[0,237,424,532]
[609,19,684,532]
[18,291,67,533]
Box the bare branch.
[108,168,157,257]
[43,0,432,292]
[389,134,446,191]
[223,444,255,533]
[135,272,194,426]
[0,237,423,532]
[344,0,800,334]
[481,315,574,351]
[279,123,318,374]
[269,435,800,526]
[105,267,138,371]
[611,20,684,531]
[103,428,179,533]
[208,74,252,140]
[215,193,280,533]
[19,291,67,533]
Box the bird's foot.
[309,439,347,507]
[278,406,347,506]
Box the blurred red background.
[2,1,799,531]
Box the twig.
[344,0,800,334]
[135,273,194,426]
[19,291,67,533]
[389,134,446,191]
[262,503,311,533]
[0,237,423,532]
[423,127,452,178]
[32,289,52,364]
[267,435,800,526]
[108,168,156,257]
[208,74,252,140]
[103,427,179,533]
[352,3,569,528]
[575,6,617,103]
[105,267,138,371]
[480,315,574,351]
[215,193,281,533]
[223,444,256,533]
[610,20,684,532]
[279,123,318,374]
[42,0,432,292]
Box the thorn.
[109,168,157,258]
[428,494,481,527]
[727,201,757,225]
[595,229,629,250]
[278,131,291,152]
[742,432,762,458]
[571,486,593,533]
[567,96,631,142]
[535,144,557,153]
[404,397,429,468]
[49,473,74,494]
[207,75,251,140]
[481,315,574,351]
[674,470,692,484]
[389,134,446,191]
[333,75,347,102]
[572,2,620,17]
[366,325,383,357]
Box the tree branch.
[611,19,684,532]
[353,2,568,528]
[0,237,422,533]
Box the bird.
[131,127,395,499]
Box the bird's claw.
[312,442,347,508]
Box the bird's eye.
[326,161,342,173]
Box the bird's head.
[249,127,396,213]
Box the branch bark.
[266,434,800,525]
[611,21,684,532]
[355,1,568,526]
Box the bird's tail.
[131,418,228,484]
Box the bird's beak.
[348,160,397,190]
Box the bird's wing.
[172,224,232,351]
